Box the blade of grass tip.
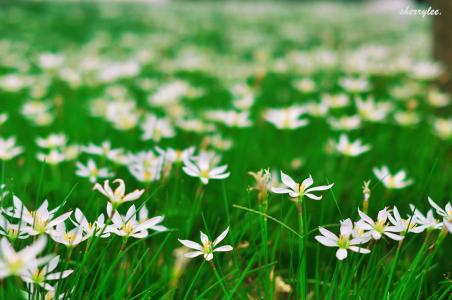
[420,156,438,195]
[221,181,231,225]
[183,260,205,300]
[129,234,171,295]
[197,260,278,299]
[92,240,141,300]
[436,281,452,300]
[0,160,5,206]
[233,204,302,239]
[325,261,340,300]
[115,248,150,298]
[228,252,257,297]
[35,159,47,207]
[210,259,230,297]
[326,178,343,219]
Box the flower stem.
[259,194,271,298]
[182,260,205,300]
[383,239,403,299]
[296,197,307,299]
[209,260,229,297]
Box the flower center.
[122,222,134,235]
[199,169,210,179]
[373,220,386,233]
[33,269,46,283]
[64,232,76,244]
[337,235,350,249]
[8,256,23,274]
[31,212,48,234]
[202,241,212,254]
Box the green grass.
[0,2,451,299]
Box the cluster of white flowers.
[0,179,167,293]
[315,197,451,260]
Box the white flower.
[394,111,420,127]
[71,208,109,238]
[356,208,404,241]
[156,146,195,164]
[432,118,452,140]
[322,93,349,109]
[264,106,308,129]
[427,89,450,108]
[205,135,233,151]
[50,223,85,248]
[315,219,370,260]
[355,97,392,122]
[409,204,442,231]
[428,197,452,233]
[340,77,370,93]
[0,113,8,126]
[0,137,23,160]
[387,206,426,234]
[128,162,163,184]
[178,227,233,261]
[140,114,175,142]
[205,110,252,128]
[106,204,167,238]
[411,61,443,80]
[37,149,66,165]
[76,159,113,183]
[21,255,73,291]
[331,134,370,157]
[271,171,334,200]
[182,155,230,185]
[293,78,316,93]
[0,214,29,240]
[4,197,72,236]
[22,285,69,300]
[373,166,413,189]
[82,141,124,161]
[328,115,361,131]
[36,134,67,149]
[304,101,329,117]
[93,179,144,209]
[177,118,216,133]
[38,52,64,70]
[0,236,49,279]
[105,100,139,131]
[0,74,28,92]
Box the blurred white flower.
[141,114,175,142]
[36,134,67,149]
[4,197,72,236]
[331,134,370,157]
[328,115,361,131]
[182,154,230,184]
[0,236,49,279]
[373,166,413,189]
[21,255,73,291]
[428,197,452,233]
[264,106,308,129]
[0,137,23,161]
[76,159,113,183]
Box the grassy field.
[0,2,451,299]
